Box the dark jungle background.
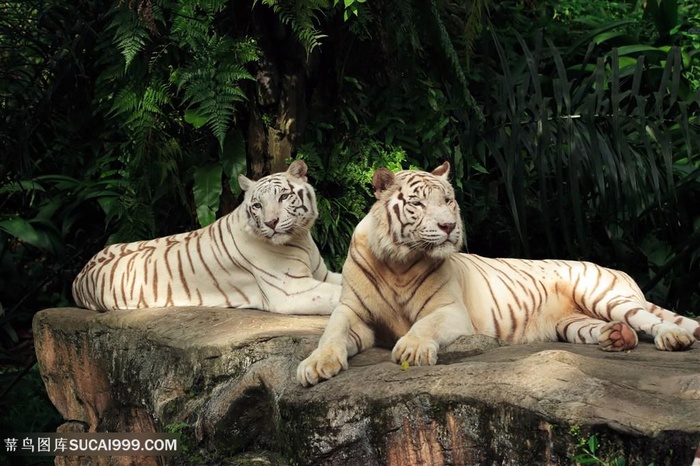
[1,0,699,456]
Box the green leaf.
[0,218,59,253]
[98,197,119,224]
[616,45,666,56]
[193,164,223,227]
[184,109,209,129]
[0,180,46,195]
[0,218,39,245]
[573,456,601,465]
[588,435,598,453]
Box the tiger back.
[72,160,342,314]
[297,162,699,386]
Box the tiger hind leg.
[555,315,638,351]
[646,302,700,340]
[592,296,695,351]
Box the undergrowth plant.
[297,136,407,270]
[569,426,656,466]
[98,0,260,234]
[464,6,700,312]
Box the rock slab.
[33,307,700,465]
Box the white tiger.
[73,160,342,314]
[297,162,699,386]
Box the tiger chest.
[383,262,451,315]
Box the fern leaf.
[174,35,258,147]
[108,4,151,68]
[260,0,329,54]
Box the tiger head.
[369,162,463,262]
[238,160,318,245]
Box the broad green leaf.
[34,175,81,189]
[617,57,638,70]
[0,218,41,246]
[0,218,59,253]
[193,164,223,227]
[184,109,209,129]
[616,45,666,56]
[0,180,46,195]
[565,21,635,56]
[588,435,598,453]
[98,197,119,223]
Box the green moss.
[276,399,330,460]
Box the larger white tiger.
[73,160,342,314]
[297,162,699,386]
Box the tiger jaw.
[255,216,311,244]
[256,223,297,244]
[264,230,294,245]
[423,237,459,259]
[254,214,312,244]
[262,232,284,244]
[403,231,458,258]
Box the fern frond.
[141,83,171,114]
[107,194,157,244]
[170,0,228,49]
[173,34,258,147]
[259,0,329,54]
[171,9,210,49]
[108,4,152,68]
[109,86,140,117]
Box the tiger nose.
[438,222,456,234]
[265,218,279,229]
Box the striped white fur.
[73,161,341,314]
[298,162,699,386]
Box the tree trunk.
[246,6,315,180]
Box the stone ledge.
[33,307,700,465]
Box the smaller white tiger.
[72,160,342,314]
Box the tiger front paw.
[654,325,695,351]
[297,343,348,387]
[599,321,638,351]
[391,334,439,366]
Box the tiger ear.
[287,160,308,182]
[238,174,254,192]
[431,161,451,178]
[372,168,396,199]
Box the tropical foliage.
[1,0,699,449]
